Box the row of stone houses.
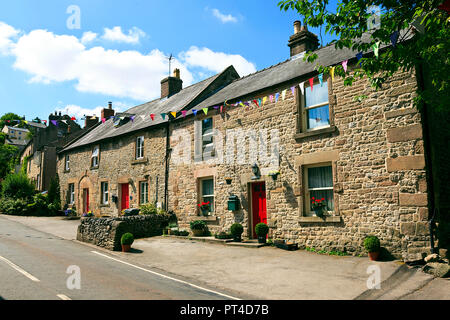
[55,21,444,260]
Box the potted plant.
[230,223,244,242]
[268,170,280,181]
[121,233,134,252]
[190,220,207,237]
[82,211,94,217]
[364,235,381,261]
[197,201,211,217]
[311,197,327,218]
[255,223,269,244]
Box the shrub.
[177,230,189,236]
[215,231,233,240]
[230,223,244,237]
[190,220,207,231]
[364,236,381,252]
[1,173,35,200]
[48,175,61,211]
[121,233,134,245]
[140,203,158,215]
[0,198,30,216]
[255,223,269,237]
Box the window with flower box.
[198,177,214,215]
[304,164,334,216]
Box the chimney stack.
[101,102,115,120]
[84,116,99,129]
[161,68,183,98]
[288,20,319,57]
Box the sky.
[0,0,337,124]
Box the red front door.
[83,189,89,213]
[251,182,267,238]
[121,184,130,211]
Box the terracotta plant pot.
[368,251,380,261]
[122,244,131,252]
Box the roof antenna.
[166,54,174,76]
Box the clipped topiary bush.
[190,220,207,230]
[230,223,244,241]
[121,233,134,245]
[255,223,269,237]
[364,235,381,253]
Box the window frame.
[68,183,75,205]
[303,163,335,217]
[101,182,109,205]
[139,181,149,205]
[65,155,70,171]
[198,176,215,214]
[136,136,144,160]
[91,146,100,168]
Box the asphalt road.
[0,216,240,300]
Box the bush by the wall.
[140,203,158,215]
[1,173,35,200]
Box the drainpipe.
[164,121,171,212]
[415,62,438,254]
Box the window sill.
[90,166,99,170]
[294,126,337,141]
[191,216,217,222]
[131,157,148,165]
[99,204,110,208]
[299,216,342,223]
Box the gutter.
[164,121,171,212]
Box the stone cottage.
[58,21,443,260]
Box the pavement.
[2,214,449,300]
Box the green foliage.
[230,223,244,237]
[140,203,158,215]
[364,235,381,252]
[121,233,134,245]
[0,144,18,180]
[215,231,233,239]
[305,246,349,256]
[278,0,450,111]
[190,220,207,231]
[48,175,61,212]
[255,223,269,236]
[0,198,29,216]
[1,173,35,200]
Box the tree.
[278,0,449,111]
[0,144,18,180]
[0,113,25,129]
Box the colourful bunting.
[263,97,267,105]
[308,78,314,91]
[220,105,223,113]
[213,106,219,110]
[253,99,258,107]
[299,82,305,95]
[330,67,335,82]
[291,86,295,96]
[269,95,273,103]
[192,109,198,116]
[102,118,106,123]
[239,101,245,107]
[202,108,208,115]
[275,93,280,103]
[181,110,187,117]
[130,116,136,122]
[342,60,348,73]
[258,98,262,107]
[150,114,155,121]
[161,113,167,120]
[318,73,323,87]
[171,112,177,118]
[140,115,146,121]
[356,52,363,66]
[282,90,287,101]
[71,117,76,121]
[51,120,58,126]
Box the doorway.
[251,182,267,238]
[83,188,89,213]
[121,183,130,211]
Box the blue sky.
[0,0,337,124]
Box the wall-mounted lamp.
[251,163,261,180]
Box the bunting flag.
[275,93,280,103]
[342,60,348,73]
[269,95,274,103]
[90,116,97,120]
[390,31,399,48]
[240,101,246,107]
[171,112,177,118]
[130,116,136,122]
[161,113,167,120]
[373,41,380,58]
[43,120,47,124]
[213,106,219,110]
[202,108,208,115]
[71,117,76,121]
[244,101,250,106]
[51,120,58,126]
[140,115,146,121]
[356,52,363,66]
[220,105,223,113]
[192,109,198,116]
[224,100,232,107]
[299,82,305,95]
[318,73,323,87]
[330,67,335,81]
[181,110,187,117]
[61,120,68,124]
[263,96,267,105]
[308,78,314,91]
[282,90,287,101]
[258,98,262,107]
[102,118,106,123]
[150,114,155,121]
[291,86,295,96]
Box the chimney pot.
[294,21,301,34]
[108,102,112,109]
[288,20,319,57]
[173,68,180,79]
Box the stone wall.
[77,214,172,251]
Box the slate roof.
[61,68,232,152]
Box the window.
[65,155,70,171]
[202,118,214,155]
[304,164,334,216]
[68,184,75,205]
[302,80,330,131]
[136,136,144,159]
[140,181,149,204]
[101,182,109,205]
[91,146,99,168]
[199,177,214,213]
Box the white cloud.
[211,8,238,23]
[101,26,146,44]
[81,31,97,44]
[56,102,127,120]
[0,22,20,55]
[180,46,256,76]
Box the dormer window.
[91,146,99,168]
